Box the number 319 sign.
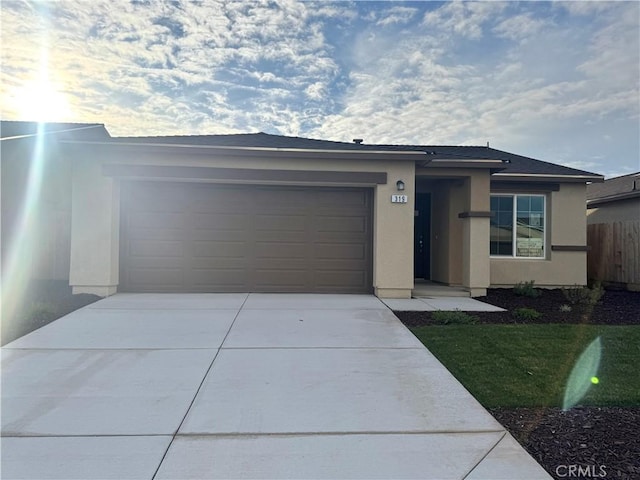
[391,195,408,203]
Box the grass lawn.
[411,324,640,408]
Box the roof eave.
[1,124,106,142]
[587,190,640,206]
[61,140,428,161]
[493,172,604,183]
[419,158,507,170]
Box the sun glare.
[13,77,72,122]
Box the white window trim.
[490,193,546,259]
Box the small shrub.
[559,304,572,313]
[513,280,541,298]
[513,307,542,322]
[562,283,605,307]
[431,310,478,325]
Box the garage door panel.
[126,227,184,241]
[128,268,183,288]
[255,231,308,243]
[316,189,369,206]
[128,212,186,230]
[190,187,247,209]
[191,213,247,230]
[120,182,372,293]
[190,269,247,289]
[254,242,307,259]
[253,270,309,290]
[254,214,306,232]
[315,243,366,260]
[128,239,183,257]
[191,241,247,259]
[128,186,186,212]
[125,257,184,269]
[316,271,366,288]
[315,216,366,233]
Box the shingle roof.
[587,172,640,204]
[0,120,109,141]
[113,132,602,178]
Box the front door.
[414,193,431,279]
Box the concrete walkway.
[1,294,550,479]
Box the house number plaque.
[391,195,408,203]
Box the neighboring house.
[1,121,110,284]
[587,172,640,291]
[1,120,604,299]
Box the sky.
[1,1,638,178]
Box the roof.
[587,172,640,206]
[0,120,110,141]
[1,123,603,181]
[111,132,602,180]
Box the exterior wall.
[1,139,72,282]
[69,147,416,298]
[69,157,120,296]
[587,198,640,223]
[461,172,491,296]
[491,183,588,287]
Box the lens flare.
[562,336,602,411]
[2,54,53,338]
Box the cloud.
[0,1,637,176]
[376,6,418,27]
[493,13,547,41]
[423,1,508,40]
[0,0,341,136]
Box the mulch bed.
[396,288,640,327]
[395,288,640,479]
[490,407,640,480]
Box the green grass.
[411,324,640,408]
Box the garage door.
[119,181,373,293]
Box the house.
[1,121,109,283]
[586,172,640,290]
[1,120,604,299]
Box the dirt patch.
[395,288,640,479]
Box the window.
[490,194,545,258]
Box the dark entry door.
[414,193,431,279]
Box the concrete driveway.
[1,293,550,479]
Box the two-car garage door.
[119,181,373,293]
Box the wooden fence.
[587,221,640,291]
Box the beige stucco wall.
[69,157,120,296]
[587,198,640,223]
[69,147,416,298]
[491,182,588,287]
